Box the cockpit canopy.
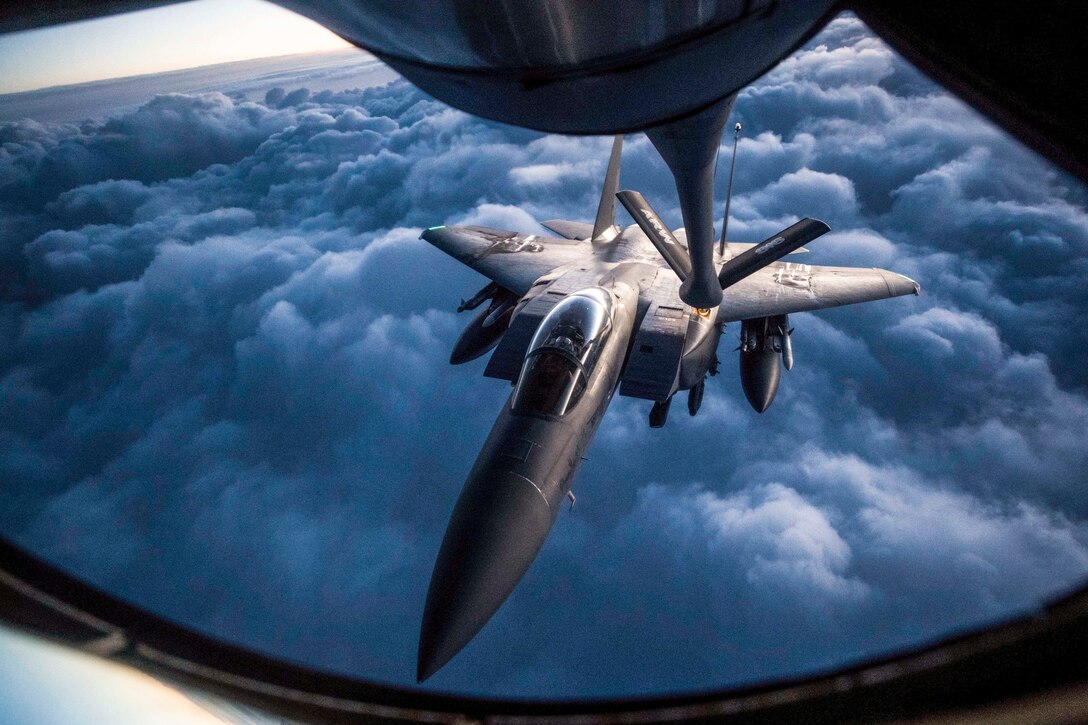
[511,288,614,418]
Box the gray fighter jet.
[417,132,919,682]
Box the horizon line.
[1,45,371,97]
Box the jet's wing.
[717,261,920,322]
[421,225,587,295]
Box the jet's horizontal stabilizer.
[541,220,593,240]
[718,218,830,290]
[616,190,692,281]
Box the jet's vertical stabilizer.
[592,135,624,242]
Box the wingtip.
[879,270,921,298]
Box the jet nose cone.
[418,470,555,682]
[416,643,445,684]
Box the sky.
[1,7,1088,712]
[0,0,349,94]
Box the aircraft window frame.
[511,289,613,418]
[511,349,587,417]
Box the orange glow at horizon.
[0,0,353,95]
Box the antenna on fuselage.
[718,122,742,257]
[592,134,623,242]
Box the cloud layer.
[1,15,1086,698]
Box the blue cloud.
[0,13,1086,699]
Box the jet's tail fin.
[592,135,623,242]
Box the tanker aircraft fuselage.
[416,136,919,681]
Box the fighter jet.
[416,131,920,681]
